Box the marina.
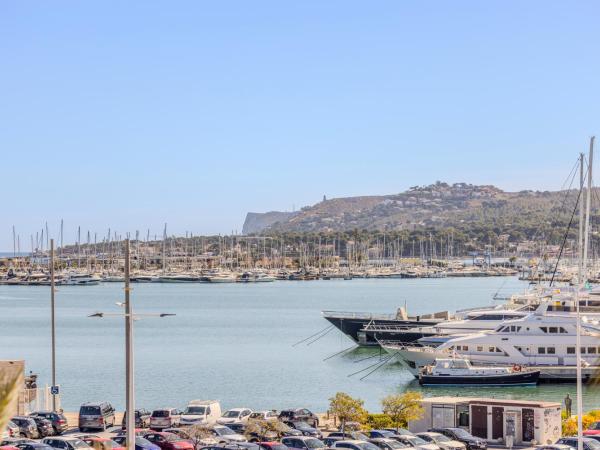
[2,276,600,413]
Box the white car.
[180,400,222,426]
[416,433,465,450]
[248,410,279,421]
[212,425,247,443]
[333,440,384,450]
[395,435,440,450]
[217,408,253,425]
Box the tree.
[329,392,367,433]
[381,391,424,431]
[182,423,216,448]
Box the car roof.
[336,440,365,444]
[417,433,441,437]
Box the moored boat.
[419,358,540,386]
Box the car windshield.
[432,435,451,443]
[407,437,427,445]
[355,433,369,441]
[377,432,394,438]
[357,443,381,450]
[215,427,235,436]
[223,411,241,418]
[305,439,324,448]
[70,440,90,449]
[185,407,207,415]
[450,430,471,439]
[592,423,600,431]
[586,440,600,450]
[136,438,153,446]
[386,441,406,449]
[80,407,100,415]
[152,411,169,418]
[294,422,311,428]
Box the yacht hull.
[419,370,540,386]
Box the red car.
[584,422,600,436]
[258,443,288,450]
[143,433,193,450]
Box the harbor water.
[1,277,599,412]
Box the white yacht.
[62,272,101,286]
[388,301,600,378]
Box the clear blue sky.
[1,1,598,249]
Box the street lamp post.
[50,238,57,411]
[89,239,174,450]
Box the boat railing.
[363,323,417,332]
[321,310,396,320]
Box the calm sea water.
[1,277,599,413]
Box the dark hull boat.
[419,358,540,386]
[322,309,448,346]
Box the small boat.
[419,358,540,386]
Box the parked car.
[280,437,325,450]
[29,417,54,438]
[383,431,414,438]
[14,444,55,450]
[78,403,116,432]
[112,436,160,450]
[416,434,464,450]
[150,409,183,430]
[427,429,485,450]
[81,438,124,450]
[42,437,93,450]
[323,438,344,448]
[180,401,222,427]
[392,436,438,450]
[368,432,399,440]
[123,410,152,429]
[257,443,288,450]
[557,438,600,450]
[368,438,410,450]
[6,423,20,438]
[1,440,35,447]
[249,413,278,422]
[286,423,321,439]
[586,423,600,436]
[200,445,259,450]
[332,440,382,450]
[10,418,39,439]
[29,412,68,435]
[279,411,318,429]
[327,433,370,442]
[143,433,194,450]
[537,445,575,450]
[211,426,246,444]
[218,410,253,426]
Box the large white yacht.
[386,298,600,379]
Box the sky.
[1,1,599,249]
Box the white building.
[409,396,561,446]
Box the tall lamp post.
[89,239,174,450]
[50,238,57,411]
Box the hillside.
[242,182,584,236]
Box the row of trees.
[329,391,424,433]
